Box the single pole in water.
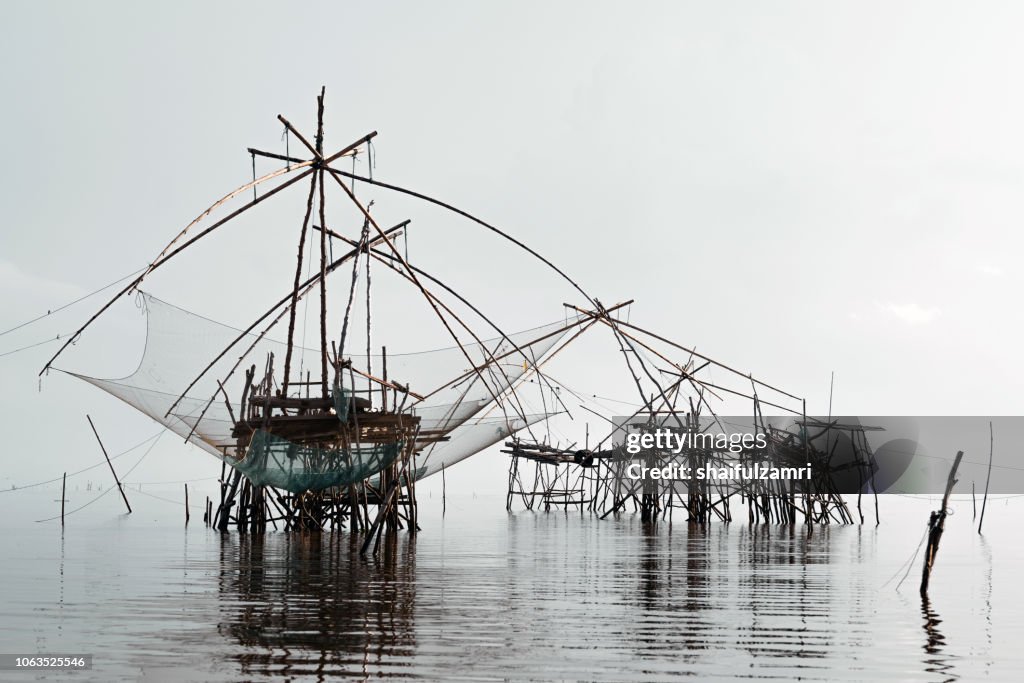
[86,415,131,514]
[61,472,66,527]
[185,483,190,525]
[920,450,963,597]
[442,463,446,517]
[979,421,993,534]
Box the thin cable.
[34,431,164,522]
[894,525,930,592]
[1,431,163,494]
[0,268,145,338]
[129,487,187,507]
[123,476,218,486]
[34,485,117,523]
[0,335,64,358]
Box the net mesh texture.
[68,293,570,491]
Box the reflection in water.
[218,531,417,679]
[921,596,956,682]
[979,533,994,679]
[98,506,999,681]
[735,525,835,666]
[5,497,1016,681]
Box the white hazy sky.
[1,2,1021,496]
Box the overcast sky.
[1,2,1021,497]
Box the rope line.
[1,431,164,494]
[0,268,145,338]
[34,431,164,522]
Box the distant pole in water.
[920,450,963,597]
[61,472,66,528]
[184,483,190,526]
[442,463,447,517]
[979,421,994,534]
[86,415,132,514]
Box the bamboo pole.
[86,415,131,514]
[41,128,376,378]
[920,450,964,597]
[316,165,599,309]
[168,222,408,423]
[41,167,315,376]
[562,304,802,402]
[61,472,66,527]
[978,421,993,534]
[324,225,574,420]
[315,88,329,400]
[337,238,536,425]
[281,116,517,420]
[418,301,628,404]
[281,173,318,395]
[219,470,242,531]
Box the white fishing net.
[69,293,572,486]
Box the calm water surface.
[0,493,1020,681]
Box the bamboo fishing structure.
[46,89,874,545]
[43,89,621,552]
[503,303,865,526]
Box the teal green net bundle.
[235,429,402,493]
